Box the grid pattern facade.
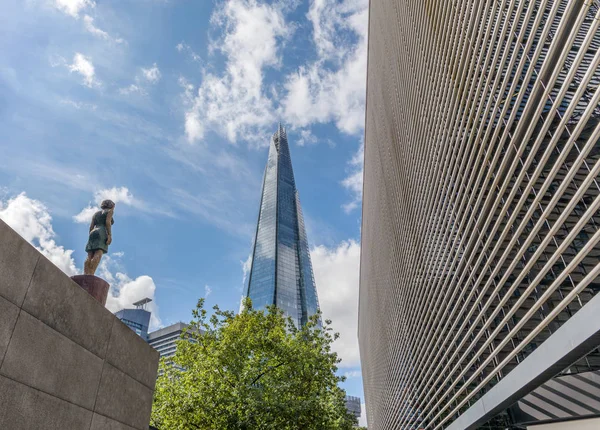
[359,0,600,429]
[148,322,190,360]
[345,395,362,421]
[246,125,319,327]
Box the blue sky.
[0,0,367,420]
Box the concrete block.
[0,295,19,367]
[95,362,154,430]
[1,311,103,410]
[0,375,92,430]
[106,318,159,390]
[0,219,40,306]
[21,255,114,358]
[90,413,137,430]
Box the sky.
[0,0,367,423]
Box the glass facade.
[246,125,319,327]
[115,308,151,341]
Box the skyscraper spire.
[245,125,319,327]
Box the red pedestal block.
[70,275,110,306]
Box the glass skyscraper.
[245,124,319,327]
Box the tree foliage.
[151,298,357,430]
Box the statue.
[83,199,115,276]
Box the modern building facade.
[114,298,152,341]
[147,322,190,360]
[245,124,320,327]
[345,395,362,423]
[359,1,600,429]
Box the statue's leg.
[88,250,104,276]
[84,251,95,275]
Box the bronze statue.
[83,199,115,276]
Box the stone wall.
[0,219,159,430]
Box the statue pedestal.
[70,275,110,306]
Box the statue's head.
[100,200,116,210]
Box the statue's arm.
[89,218,94,233]
[106,209,113,245]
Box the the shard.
[245,125,319,327]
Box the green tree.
[151,298,357,430]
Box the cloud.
[119,64,161,95]
[0,193,77,276]
[53,0,95,18]
[83,15,125,44]
[184,111,204,141]
[103,269,161,330]
[119,84,147,96]
[182,0,289,144]
[296,128,318,146]
[282,0,368,135]
[73,206,98,224]
[241,252,252,292]
[141,63,161,83]
[176,42,202,62]
[344,370,361,379]
[83,14,108,38]
[311,240,361,368]
[73,187,140,223]
[204,285,213,298]
[60,98,97,110]
[69,53,99,87]
[342,142,363,213]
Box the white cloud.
[344,370,361,379]
[0,193,77,276]
[94,254,162,329]
[184,111,204,142]
[120,64,160,96]
[282,0,368,135]
[342,142,363,213]
[119,84,147,96]
[98,186,135,205]
[204,285,212,298]
[54,0,95,18]
[69,53,98,87]
[104,271,161,330]
[73,206,98,223]
[242,253,252,284]
[296,128,318,146]
[83,15,125,44]
[141,63,161,84]
[60,98,97,110]
[312,240,361,368]
[83,14,108,38]
[183,0,289,144]
[73,187,139,223]
[241,252,252,292]
[176,42,202,62]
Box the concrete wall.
[0,219,159,430]
[529,417,600,430]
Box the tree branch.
[250,361,288,386]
